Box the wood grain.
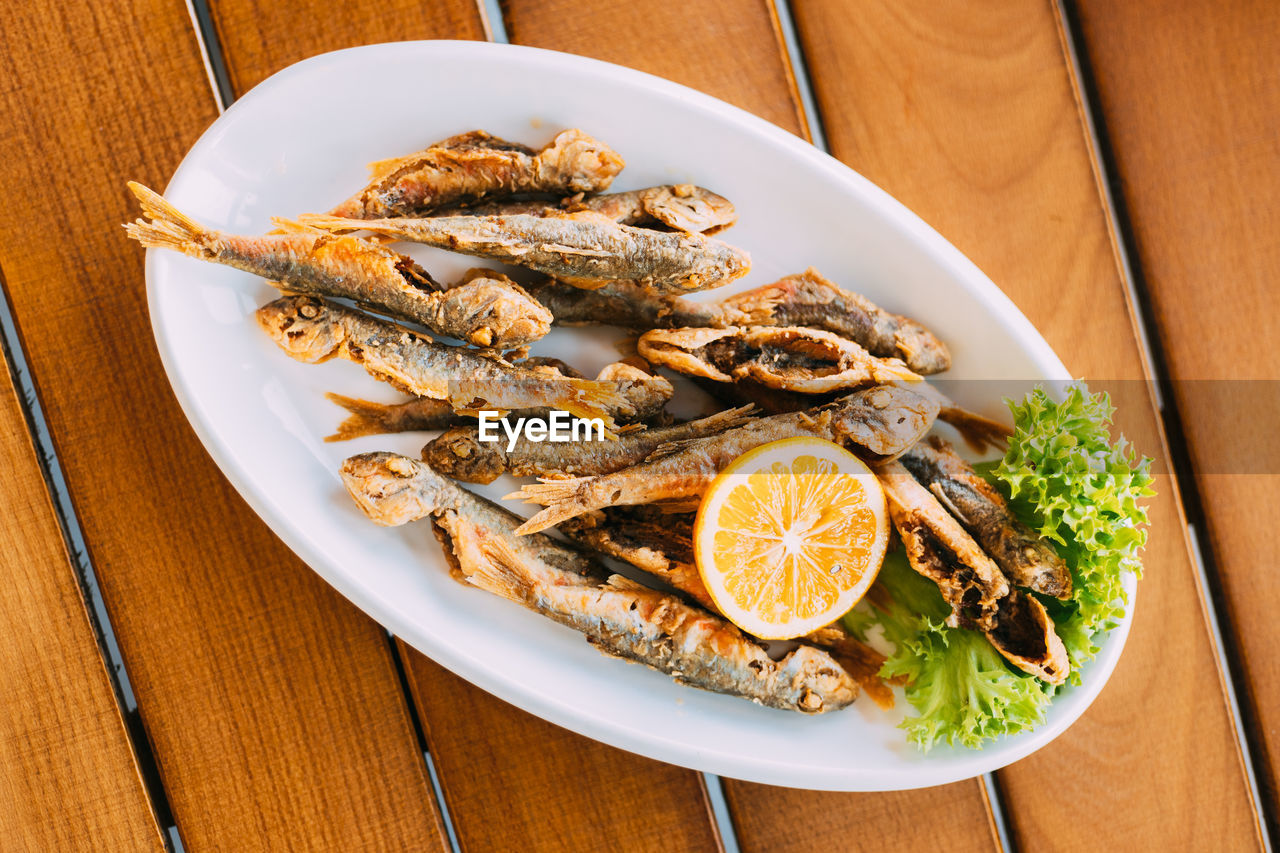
[792,0,1262,847]
[502,0,808,136]
[0,356,162,849]
[723,782,997,853]
[499,2,1000,850]
[199,0,729,845]
[1073,0,1280,808]
[0,3,449,849]
[402,649,724,852]
[207,0,487,97]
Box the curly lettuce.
[844,553,1051,750]
[994,386,1155,675]
[848,383,1153,749]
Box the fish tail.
[323,393,401,442]
[123,182,215,256]
[506,476,596,535]
[938,406,1013,453]
[468,537,536,603]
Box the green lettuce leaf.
[993,385,1155,671]
[844,552,1051,751]
[847,383,1153,749]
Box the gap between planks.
[0,257,182,849]
[1057,0,1273,843]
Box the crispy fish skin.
[340,453,857,713]
[329,129,625,219]
[123,184,552,348]
[555,507,714,608]
[324,359,670,442]
[900,437,1071,598]
[424,404,754,484]
[878,461,1069,684]
[508,384,939,534]
[558,507,896,707]
[877,460,1009,630]
[298,210,752,294]
[436,185,737,234]
[723,269,951,374]
[255,295,625,424]
[533,269,952,375]
[638,325,922,394]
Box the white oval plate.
[147,40,1133,791]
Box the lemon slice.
[693,437,889,639]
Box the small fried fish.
[900,437,1071,598]
[424,404,753,484]
[638,325,922,394]
[877,459,1009,630]
[877,460,1068,684]
[437,184,737,234]
[325,359,672,442]
[508,385,938,534]
[558,506,897,708]
[256,295,624,425]
[340,453,857,713]
[329,129,625,219]
[123,184,551,348]
[298,210,751,294]
[534,268,951,374]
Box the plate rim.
[146,38,1134,791]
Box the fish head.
[420,426,509,485]
[255,295,345,363]
[439,273,553,348]
[827,384,940,462]
[340,452,449,527]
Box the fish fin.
[721,282,787,323]
[644,436,710,461]
[468,536,535,604]
[323,393,402,442]
[296,212,368,234]
[557,378,626,432]
[123,182,213,256]
[604,574,648,592]
[505,476,595,535]
[270,217,328,236]
[938,406,1013,453]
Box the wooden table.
[0,1,1273,849]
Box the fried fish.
[900,437,1071,598]
[340,452,857,713]
[329,129,625,219]
[436,184,736,235]
[256,295,624,424]
[298,210,751,294]
[124,183,552,348]
[423,405,754,484]
[534,268,951,374]
[508,385,938,534]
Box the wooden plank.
[401,649,724,852]
[502,0,808,137]
[207,0,487,96]
[1073,0,1280,809]
[0,355,162,849]
[723,783,997,853]
[791,0,1262,848]
[498,1,1000,849]
[0,3,450,849]
[200,0,726,846]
